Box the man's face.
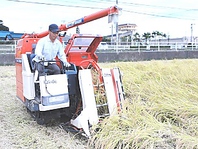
[49,31,59,41]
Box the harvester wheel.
[29,110,46,125]
[35,112,46,125]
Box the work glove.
[64,62,71,67]
[33,55,45,62]
[38,55,45,61]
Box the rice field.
[89,59,198,149]
[1,59,198,149]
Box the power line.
[81,0,198,20]
[7,0,194,11]
[77,0,197,11]
[123,10,197,20]
[119,1,192,11]
[6,0,103,9]
[6,0,198,20]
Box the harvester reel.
[79,60,100,71]
[79,59,109,120]
[79,59,103,83]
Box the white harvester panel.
[39,74,69,111]
[71,69,98,137]
[39,74,68,96]
[102,68,117,115]
[22,54,35,99]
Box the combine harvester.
[15,6,124,137]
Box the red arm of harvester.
[22,6,120,38]
[59,5,119,31]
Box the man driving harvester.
[33,23,70,75]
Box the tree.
[151,31,167,43]
[161,33,167,38]
[102,36,111,43]
[142,32,152,44]
[152,31,157,39]
[120,36,128,43]
[0,20,9,31]
[133,32,141,42]
[152,31,163,39]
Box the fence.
[1,41,198,54]
[0,44,16,53]
[97,42,198,52]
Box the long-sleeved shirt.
[33,35,67,63]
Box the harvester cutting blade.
[59,122,88,139]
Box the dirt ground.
[0,66,88,149]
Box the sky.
[1,0,198,38]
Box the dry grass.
[0,66,87,149]
[88,59,198,149]
[1,59,198,149]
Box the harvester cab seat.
[27,44,53,75]
[27,54,36,72]
[27,44,37,72]
[32,43,36,54]
[27,44,65,75]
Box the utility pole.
[111,25,113,45]
[191,23,195,50]
[191,23,193,43]
[116,0,119,53]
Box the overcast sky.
[1,0,198,38]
